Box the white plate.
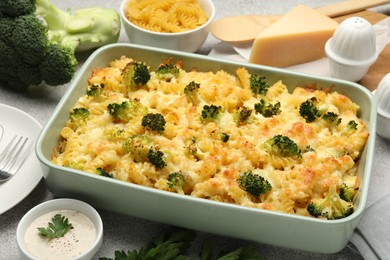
[0,104,47,214]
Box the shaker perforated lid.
[326,17,377,66]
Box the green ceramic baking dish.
[35,43,376,254]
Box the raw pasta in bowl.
[120,0,215,52]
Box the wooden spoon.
[209,0,390,43]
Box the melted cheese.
[249,5,339,67]
[52,56,369,218]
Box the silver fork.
[0,135,32,182]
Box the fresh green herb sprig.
[37,214,74,239]
[100,229,263,260]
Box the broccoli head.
[103,127,125,141]
[0,0,36,18]
[12,14,49,66]
[142,113,166,134]
[167,171,187,194]
[307,185,354,220]
[155,63,180,81]
[107,99,147,123]
[220,132,230,142]
[0,0,120,90]
[339,183,359,202]
[122,61,151,90]
[254,99,281,118]
[347,120,358,130]
[263,135,302,158]
[233,106,252,125]
[148,148,167,169]
[299,97,322,123]
[250,74,269,95]
[39,42,78,86]
[70,107,90,127]
[123,135,152,163]
[87,83,105,98]
[184,137,198,157]
[323,111,341,127]
[183,137,208,160]
[184,81,200,103]
[201,105,222,122]
[96,167,114,178]
[238,171,272,198]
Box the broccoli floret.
[142,113,166,134]
[0,0,120,90]
[263,135,302,158]
[211,129,230,143]
[123,135,152,163]
[233,106,252,125]
[184,81,200,103]
[0,14,58,90]
[183,137,208,160]
[0,0,35,18]
[103,127,125,141]
[347,120,358,130]
[155,63,180,81]
[96,167,114,178]
[39,42,77,86]
[70,107,90,127]
[339,184,359,202]
[107,101,128,122]
[299,97,322,123]
[12,14,48,66]
[87,83,105,98]
[184,137,198,156]
[122,61,151,90]
[201,105,222,122]
[254,99,281,118]
[167,172,186,194]
[220,132,230,142]
[250,74,269,95]
[238,171,272,198]
[323,111,341,126]
[148,148,167,169]
[307,185,354,220]
[107,99,147,123]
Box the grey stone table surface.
[1,1,390,259]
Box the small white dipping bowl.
[17,198,103,260]
[120,0,215,52]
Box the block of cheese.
[249,5,339,68]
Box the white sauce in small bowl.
[24,210,96,260]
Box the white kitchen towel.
[208,17,390,80]
[350,194,390,260]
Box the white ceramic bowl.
[120,0,215,52]
[16,198,103,260]
[325,17,378,82]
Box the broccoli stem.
[36,0,120,52]
[35,0,70,31]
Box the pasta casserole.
[52,56,369,220]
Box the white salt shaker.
[325,17,378,82]
[375,73,390,139]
